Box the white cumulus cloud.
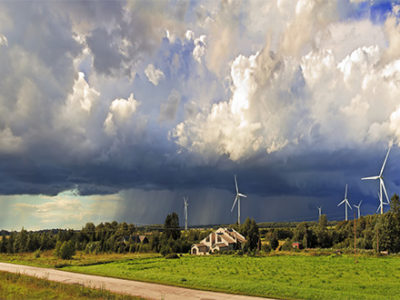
[171,16,400,161]
[144,64,165,86]
[0,34,7,47]
[104,93,139,136]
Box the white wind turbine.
[353,200,362,219]
[317,206,322,219]
[183,197,189,231]
[338,184,352,221]
[361,145,392,214]
[231,175,247,226]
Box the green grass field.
[62,254,400,300]
[0,270,141,300]
[0,251,159,268]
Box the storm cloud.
[0,0,400,229]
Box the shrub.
[262,244,272,253]
[281,239,293,251]
[165,253,179,259]
[34,249,41,258]
[57,241,75,260]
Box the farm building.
[191,227,247,255]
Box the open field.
[0,270,140,300]
[0,251,160,268]
[61,254,400,300]
[2,251,400,299]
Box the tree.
[240,218,260,251]
[269,230,279,250]
[0,234,7,253]
[163,212,180,240]
[58,241,75,259]
[385,194,400,252]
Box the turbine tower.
[361,145,392,214]
[183,197,189,231]
[317,206,322,219]
[231,175,247,226]
[338,184,352,221]
[353,200,362,219]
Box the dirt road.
[0,262,273,300]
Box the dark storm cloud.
[0,0,400,229]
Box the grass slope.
[0,270,141,300]
[63,255,400,300]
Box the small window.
[217,236,221,242]
[206,237,210,242]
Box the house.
[138,235,149,244]
[124,235,149,244]
[191,227,247,255]
[292,241,301,249]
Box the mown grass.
[62,254,400,300]
[0,270,141,300]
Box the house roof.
[220,232,236,244]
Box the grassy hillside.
[62,254,400,300]
[0,271,141,300]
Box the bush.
[165,253,179,259]
[281,239,293,251]
[57,241,75,260]
[262,244,272,253]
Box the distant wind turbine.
[361,144,392,214]
[317,206,322,219]
[353,200,362,219]
[183,197,189,231]
[337,184,352,221]
[231,175,247,226]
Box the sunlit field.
[2,251,400,299]
[0,251,160,268]
[0,270,140,300]
[61,254,400,300]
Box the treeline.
[0,214,212,258]
[2,194,400,258]
[264,194,400,253]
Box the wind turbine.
[337,184,352,221]
[353,200,362,219]
[231,175,247,226]
[361,145,392,214]
[183,197,189,231]
[317,206,322,219]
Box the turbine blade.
[338,199,346,206]
[376,204,381,213]
[380,145,392,176]
[361,176,379,180]
[234,175,238,194]
[238,193,247,198]
[347,201,352,209]
[381,179,390,204]
[231,196,238,212]
[359,200,362,206]
[345,184,348,199]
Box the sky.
[1,0,400,230]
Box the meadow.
[61,254,400,300]
[0,270,141,300]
